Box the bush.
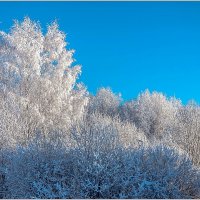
[4,143,200,198]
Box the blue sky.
[0,2,200,104]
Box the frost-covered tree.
[87,88,121,117]
[119,99,137,123]
[172,101,200,166]
[133,90,181,141]
[0,18,88,146]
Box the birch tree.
[0,17,88,146]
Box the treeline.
[0,18,200,199]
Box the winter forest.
[0,18,200,199]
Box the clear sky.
[0,2,200,104]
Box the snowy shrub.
[117,146,200,199]
[5,144,200,198]
[75,146,200,199]
[4,131,73,199]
